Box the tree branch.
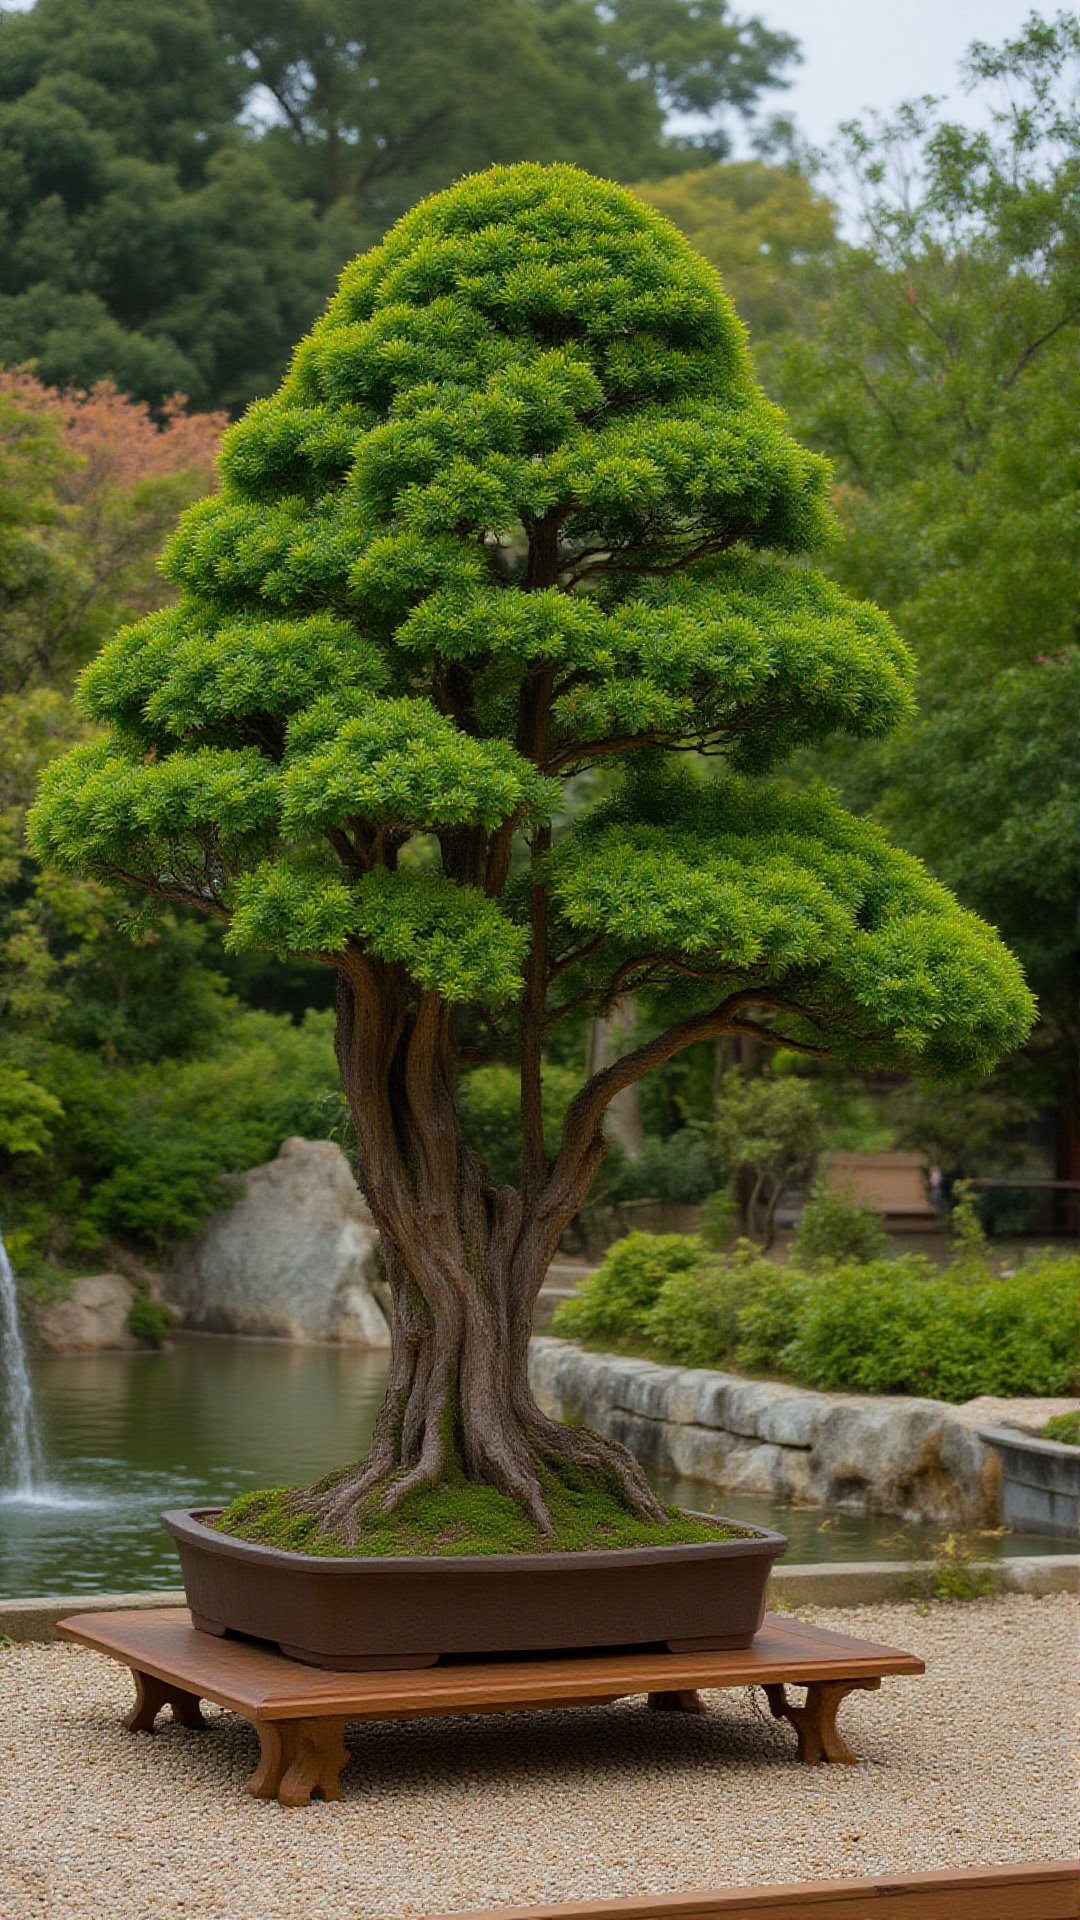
[1000,307,1080,390]
[540,987,829,1226]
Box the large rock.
[32,1274,143,1352]
[165,1137,390,1346]
[529,1337,1002,1527]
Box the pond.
[1,1334,1070,1598]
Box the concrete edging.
[3,1556,1075,1643]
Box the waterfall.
[0,1230,44,1496]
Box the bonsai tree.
[31,164,1033,1546]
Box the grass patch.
[213,1459,751,1558]
[1041,1410,1080,1445]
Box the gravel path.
[0,1596,1073,1919]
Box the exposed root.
[525,1407,668,1525]
[283,1362,665,1548]
[378,1425,447,1516]
[298,1463,385,1544]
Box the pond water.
[0,1335,1070,1598]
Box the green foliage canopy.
[212,0,799,227]
[768,17,1078,1144]
[32,165,1034,1163]
[0,0,333,406]
[0,0,799,407]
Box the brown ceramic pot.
[162,1507,787,1670]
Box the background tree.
[213,0,798,233]
[0,370,225,692]
[33,166,1033,1537]
[712,1068,821,1246]
[0,375,342,1279]
[0,0,798,406]
[636,157,836,343]
[0,0,333,406]
[769,15,1080,1207]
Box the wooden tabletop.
[58,1608,924,1722]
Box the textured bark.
[295,961,664,1542]
[291,504,815,1543]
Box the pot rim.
[162,1505,788,1576]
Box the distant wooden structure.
[822,1152,938,1234]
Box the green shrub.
[947,1179,991,1273]
[86,1008,344,1246]
[552,1230,1080,1404]
[551,1232,707,1345]
[1042,1410,1080,1445]
[644,1239,776,1368]
[781,1253,1080,1402]
[605,1129,716,1206]
[700,1188,738,1250]
[729,1255,810,1375]
[0,1064,64,1159]
[792,1179,889,1267]
[3,1004,347,1258]
[127,1295,175,1346]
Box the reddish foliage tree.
[0,371,226,692]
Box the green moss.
[1042,1410,1080,1446]
[213,1459,749,1558]
[126,1295,176,1346]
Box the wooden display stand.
[59,1607,923,1808]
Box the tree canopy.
[32,163,1033,1099]
[635,159,836,342]
[212,0,799,222]
[767,13,1079,1181]
[0,0,799,408]
[0,0,332,407]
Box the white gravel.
[0,1596,1074,1919]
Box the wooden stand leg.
[247,1719,290,1800]
[647,1689,706,1714]
[277,1718,350,1807]
[124,1668,207,1734]
[765,1678,880,1765]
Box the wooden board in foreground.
[419,1861,1078,1920]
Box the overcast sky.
[749,0,1042,150]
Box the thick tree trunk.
[295,965,664,1544]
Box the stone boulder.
[32,1274,143,1352]
[165,1137,390,1346]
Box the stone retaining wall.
[529,1338,1001,1527]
